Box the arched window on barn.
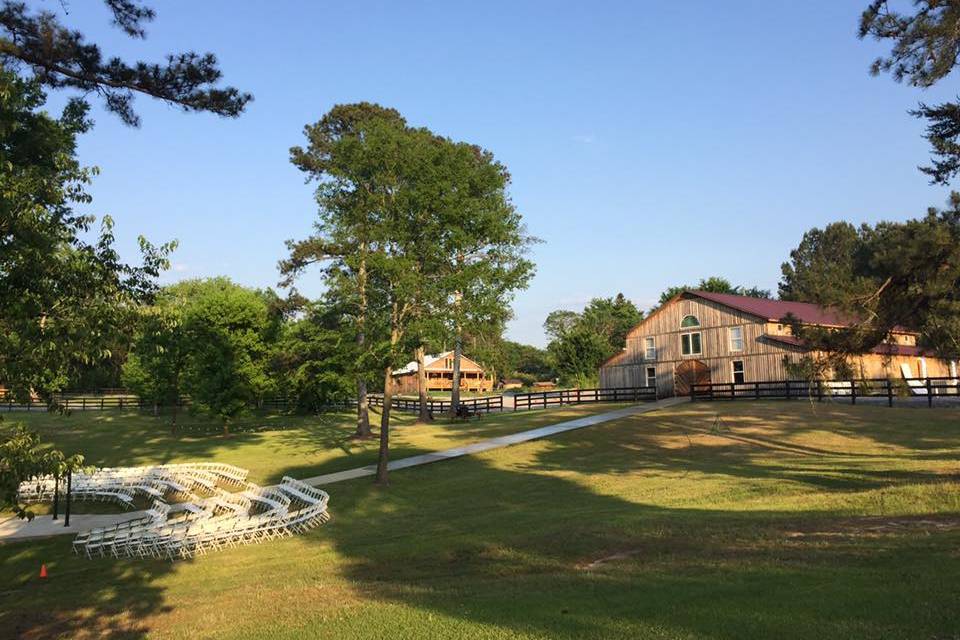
[680,315,702,355]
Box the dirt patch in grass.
[784,513,960,539]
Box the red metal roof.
[763,333,930,357]
[687,291,857,326]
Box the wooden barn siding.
[600,295,956,395]
[601,296,803,394]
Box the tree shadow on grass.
[0,535,174,640]
[314,455,960,639]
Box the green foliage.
[271,303,355,412]
[286,102,535,479]
[779,222,876,303]
[0,1,251,126]
[178,279,274,432]
[781,199,960,360]
[859,1,960,184]
[0,426,83,520]
[0,68,174,404]
[656,277,771,308]
[122,288,188,417]
[545,294,643,387]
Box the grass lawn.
[2,400,960,639]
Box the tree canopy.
[0,0,251,126]
[0,68,174,403]
[780,201,960,363]
[545,294,643,387]
[656,277,771,309]
[859,0,960,184]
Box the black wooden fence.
[690,377,960,408]
[0,393,355,413]
[367,394,504,415]
[512,386,657,411]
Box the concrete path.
[301,397,687,485]
[0,511,148,542]
[0,398,686,542]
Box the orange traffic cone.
[39,564,48,579]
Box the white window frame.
[680,315,702,356]
[644,337,656,360]
[732,360,745,384]
[645,366,657,389]
[680,331,702,356]
[729,326,744,352]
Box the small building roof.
[392,351,486,376]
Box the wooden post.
[730,382,735,400]
[755,382,760,400]
[927,378,933,408]
[785,380,791,400]
[64,470,72,528]
[887,378,893,408]
[850,380,856,405]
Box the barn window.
[645,366,657,389]
[681,331,702,356]
[729,326,744,352]
[680,315,700,328]
[732,360,745,384]
[644,337,656,360]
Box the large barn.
[599,290,957,397]
[392,351,494,395]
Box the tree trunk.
[153,402,159,417]
[170,401,178,435]
[376,364,393,485]
[449,326,463,418]
[355,251,371,438]
[416,345,430,423]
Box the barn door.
[675,360,711,396]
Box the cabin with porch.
[599,290,958,397]
[392,351,494,395]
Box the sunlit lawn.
[2,401,960,639]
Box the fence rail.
[690,377,960,407]
[0,394,355,413]
[367,394,504,414]
[512,386,657,411]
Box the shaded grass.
[1,401,959,639]
[0,404,624,485]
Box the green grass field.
[2,401,960,639]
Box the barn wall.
[600,295,808,395]
[599,293,956,396]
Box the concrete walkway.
[0,398,685,541]
[301,397,687,485]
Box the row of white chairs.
[72,475,330,561]
[18,462,250,507]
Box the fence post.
[82,397,86,411]
[690,384,695,402]
[730,382,735,400]
[850,379,856,405]
[755,382,760,400]
[887,378,893,408]
[927,378,933,408]
[785,380,791,400]
[100,396,104,410]
[816,379,823,402]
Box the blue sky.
[59,1,954,346]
